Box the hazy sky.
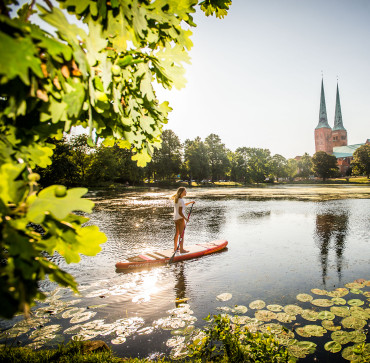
[156,0,370,158]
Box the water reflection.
[314,210,349,286]
[173,264,187,301]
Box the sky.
[156,0,370,159]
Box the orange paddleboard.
[115,240,228,270]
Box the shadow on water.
[314,209,349,286]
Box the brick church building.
[314,79,370,175]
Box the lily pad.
[62,307,85,319]
[296,293,313,302]
[166,336,185,347]
[332,331,353,345]
[111,336,127,345]
[327,288,349,298]
[302,325,327,337]
[267,304,284,312]
[345,282,364,289]
[311,299,333,307]
[284,305,303,316]
[259,323,285,335]
[216,293,232,302]
[276,313,296,323]
[232,305,248,314]
[347,299,364,307]
[249,300,266,309]
[341,316,366,329]
[311,288,328,296]
[70,311,96,324]
[341,343,370,362]
[350,330,367,343]
[321,320,341,331]
[255,310,277,322]
[331,297,347,305]
[324,341,342,353]
[300,309,319,321]
[295,327,311,338]
[288,341,316,359]
[350,288,363,295]
[317,311,335,320]
[350,307,369,319]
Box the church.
[314,79,370,175]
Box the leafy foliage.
[351,144,370,178]
[0,0,232,319]
[312,151,339,180]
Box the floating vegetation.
[327,288,349,298]
[249,300,266,309]
[345,282,364,289]
[311,298,334,307]
[254,310,277,322]
[62,307,86,319]
[267,304,284,312]
[331,297,347,305]
[70,311,97,324]
[321,320,341,331]
[311,288,327,295]
[341,316,366,330]
[216,293,232,302]
[341,343,370,362]
[287,341,316,359]
[296,293,313,302]
[276,313,296,323]
[347,299,364,307]
[317,311,335,320]
[284,305,303,316]
[324,340,342,353]
[300,309,319,322]
[232,305,248,314]
[301,325,327,337]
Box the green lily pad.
[332,331,353,344]
[347,299,364,307]
[345,282,364,289]
[111,336,127,345]
[249,300,266,309]
[259,323,285,335]
[324,341,342,353]
[267,304,284,312]
[317,311,335,320]
[311,288,328,295]
[341,343,370,362]
[276,313,296,323]
[350,307,368,319]
[322,320,341,331]
[296,293,313,302]
[233,315,255,325]
[232,305,248,314]
[300,309,319,321]
[275,330,295,346]
[296,327,311,338]
[350,330,367,343]
[341,316,366,329]
[350,288,363,294]
[327,288,349,298]
[62,307,85,319]
[284,305,303,315]
[255,310,277,322]
[288,341,317,359]
[331,297,347,305]
[302,325,327,337]
[216,293,232,302]
[311,299,333,307]
[70,311,96,324]
[331,306,350,317]
[363,292,370,298]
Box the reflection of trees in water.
[314,212,349,285]
[238,210,271,222]
[174,263,187,300]
[203,206,226,234]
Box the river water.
[1,186,369,362]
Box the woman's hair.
[171,187,186,203]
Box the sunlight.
[132,272,160,303]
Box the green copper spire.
[333,82,346,131]
[316,78,331,129]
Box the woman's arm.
[185,201,195,206]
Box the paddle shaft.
[169,203,194,264]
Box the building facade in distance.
[314,79,370,175]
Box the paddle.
[169,203,194,264]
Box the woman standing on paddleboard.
[171,187,195,253]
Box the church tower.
[332,83,347,147]
[315,79,333,153]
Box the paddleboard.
[115,239,228,270]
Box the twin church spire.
[314,78,347,153]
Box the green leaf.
[131,149,152,167]
[0,163,26,204]
[27,186,94,223]
[0,29,43,85]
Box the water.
[1,186,369,361]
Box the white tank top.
[173,198,185,220]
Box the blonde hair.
[171,187,186,203]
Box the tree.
[205,134,230,182]
[150,129,182,181]
[184,137,210,182]
[286,158,298,181]
[230,149,250,184]
[351,144,370,178]
[312,152,339,181]
[0,0,231,319]
[270,154,288,181]
[297,153,313,179]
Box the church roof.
[315,78,331,129]
[333,83,346,131]
[332,143,364,158]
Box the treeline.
[37,130,370,187]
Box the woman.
[171,187,195,253]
